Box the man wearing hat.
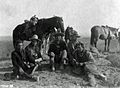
[25,34,42,75]
[67,30,80,66]
[48,32,68,71]
[72,42,106,87]
[9,40,35,79]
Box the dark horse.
[13,16,64,50]
[90,25,118,51]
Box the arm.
[73,49,79,65]
[86,51,96,63]
[25,48,35,64]
[12,51,27,70]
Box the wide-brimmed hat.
[53,32,65,37]
[29,34,41,41]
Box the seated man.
[25,34,42,75]
[9,40,36,79]
[67,30,80,66]
[73,42,106,87]
[48,32,67,71]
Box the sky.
[0,0,120,37]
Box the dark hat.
[53,32,65,37]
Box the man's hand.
[79,63,84,66]
[76,62,79,65]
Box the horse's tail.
[13,29,16,48]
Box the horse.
[13,21,36,48]
[13,16,65,53]
[90,25,119,51]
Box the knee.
[49,52,55,62]
[49,52,55,57]
[61,50,67,58]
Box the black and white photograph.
[0,0,120,87]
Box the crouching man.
[25,34,42,75]
[73,42,106,87]
[48,32,68,71]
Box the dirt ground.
[0,37,120,88]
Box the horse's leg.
[94,38,98,48]
[41,38,45,55]
[94,39,97,48]
[44,38,46,54]
[118,33,120,52]
[90,33,95,47]
[104,39,107,51]
[44,38,48,54]
[45,37,49,54]
[118,39,120,52]
[107,38,111,52]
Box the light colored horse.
[90,25,119,51]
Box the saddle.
[99,27,109,40]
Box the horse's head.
[52,16,64,33]
[107,26,119,39]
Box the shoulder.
[11,50,18,56]
[25,43,32,50]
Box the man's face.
[71,36,77,42]
[77,45,83,52]
[16,43,23,51]
[55,36,62,41]
[31,40,38,45]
